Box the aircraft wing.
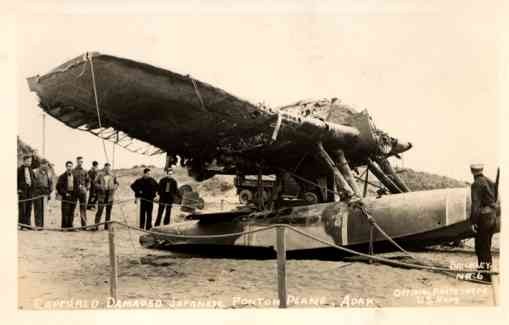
[27,52,410,176]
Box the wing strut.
[316,142,362,200]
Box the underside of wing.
[27,52,411,181]
[28,52,275,158]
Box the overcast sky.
[16,3,501,181]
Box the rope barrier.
[18,221,110,232]
[17,194,230,208]
[190,76,207,112]
[17,219,498,276]
[283,225,498,275]
[277,167,471,275]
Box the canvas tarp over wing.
[27,52,277,158]
[27,53,373,173]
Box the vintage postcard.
[2,1,508,324]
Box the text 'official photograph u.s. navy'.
[13,2,504,313]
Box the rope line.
[190,76,207,112]
[16,220,498,276]
[278,167,468,274]
[17,195,223,207]
[87,53,110,163]
[18,221,109,232]
[283,225,498,275]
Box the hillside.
[395,167,468,191]
[17,136,55,175]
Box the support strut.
[374,157,411,192]
[334,149,363,198]
[316,142,358,200]
[366,158,403,194]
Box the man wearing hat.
[154,168,178,227]
[469,163,497,282]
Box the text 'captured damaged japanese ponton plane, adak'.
[27,52,500,258]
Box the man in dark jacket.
[470,164,498,282]
[17,155,35,230]
[72,156,90,227]
[32,161,53,228]
[154,168,178,227]
[87,161,99,210]
[130,168,159,230]
[57,161,79,229]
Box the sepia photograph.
[4,0,507,320]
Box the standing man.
[154,168,178,227]
[32,161,53,229]
[72,156,90,228]
[56,161,79,229]
[130,168,158,230]
[470,164,498,283]
[17,154,35,230]
[93,163,119,231]
[87,161,99,210]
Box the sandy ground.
[18,170,500,309]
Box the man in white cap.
[469,163,497,282]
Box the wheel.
[239,189,253,204]
[303,192,319,204]
[178,184,193,195]
[196,197,205,210]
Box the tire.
[196,197,205,210]
[239,189,253,204]
[303,192,319,204]
[178,184,193,195]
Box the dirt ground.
[17,170,500,309]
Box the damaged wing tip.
[26,76,40,92]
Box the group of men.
[130,167,178,230]
[18,154,179,231]
[56,157,119,230]
[18,155,119,231]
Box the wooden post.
[108,222,118,301]
[276,226,287,308]
[491,274,499,305]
